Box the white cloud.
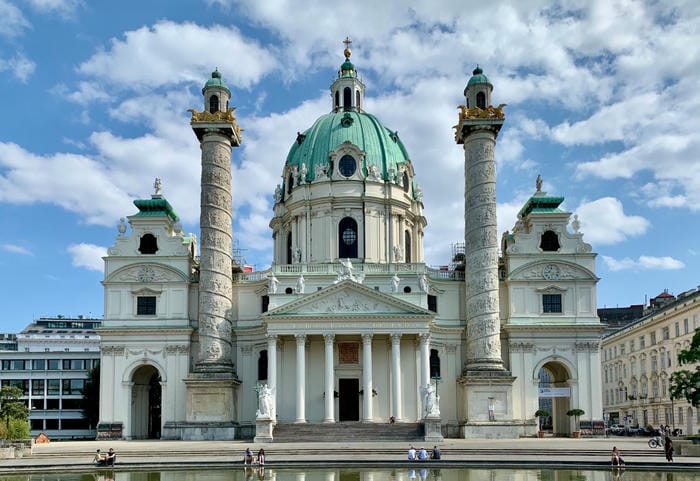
[603,255,685,272]
[67,243,107,272]
[1,243,33,255]
[77,21,277,92]
[575,197,650,245]
[0,53,36,82]
[26,0,82,17]
[0,0,29,37]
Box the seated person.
[431,446,441,460]
[407,446,416,461]
[105,448,116,466]
[93,449,106,466]
[418,447,429,461]
[256,448,265,465]
[611,446,625,466]
[244,447,254,465]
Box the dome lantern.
[331,37,365,113]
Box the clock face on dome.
[542,264,560,280]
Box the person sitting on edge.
[407,445,416,461]
[431,445,441,460]
[93,449,106,466]
[105,448,116,466]
[418,447,429,461]
[256,448,265,465]
[244,447,254,465]
[611,446,625,466]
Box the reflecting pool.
[1,468,691,481]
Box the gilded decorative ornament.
[457,103,507,122]
[188,107,243,138]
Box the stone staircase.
[271,422,424,442]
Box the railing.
[232,262,465,282]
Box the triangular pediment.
[265,280,432,318]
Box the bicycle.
[648,436,662,448]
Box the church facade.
[97,43,604,440]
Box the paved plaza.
[2,437,699,473]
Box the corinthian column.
[295,334,307,423]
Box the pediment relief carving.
[510,261,596,281]
[267,280,430,317]
[108,264,188,283]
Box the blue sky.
[1,0,698,333]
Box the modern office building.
[602,288,700,434]
[0,317,101,439]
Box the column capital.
[391,333,402,345]
[418,333,431,345]
[361,333,373,344]
[323,333,335,344]
[295,333,307,344]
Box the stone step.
[271,422,424,442]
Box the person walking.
[664,436,674,462]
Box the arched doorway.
[131,365,162,439]
[538,361,572,436]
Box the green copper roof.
[202,69,231,95]
[286,111,411,182]
[518,195,565,218]
[133,196,179,223]
[467,66,490,87]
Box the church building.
[97,41,604,440]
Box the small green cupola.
[133,178,180,224]
[202,69,231,114]
[464,65,494,109]
[331,37,365,113]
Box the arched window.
[356,90,361,111]
[404,230,412,264]
[138,233,158,254]
[476,92,486,109]
[540,230,560,251]
[286,232,293,265]
[343,87,352,111]
[287,173,294,195]
[402,171,410,192]
[258,350,268,381]
[335,91,340,110]
[209,95,219,113]
[339,217,358,258]
[430,349,441,379]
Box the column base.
[184,373,240,424]
[254,417,274,443]
[458,370,519,438]
[162,421,238,440]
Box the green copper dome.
[286,111,410,182]
[133,196,179,223]
[467,66,490,87]
[202,69,231,95]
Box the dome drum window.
[339,155,357,177]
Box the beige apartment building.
[602,288,700,435]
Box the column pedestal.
[164,374,240,440]
[458,371,521,438]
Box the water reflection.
[5,469,693,481]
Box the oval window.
[339,155,356,177]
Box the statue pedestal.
[424,415,444,442]
[458,370,523,438]
[254,417,274,443]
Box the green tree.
[670,329,700,407]
[0,386,29,434]
[80,363,100,428]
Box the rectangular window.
[620,344,625,355]
[45,419,59,429]
[1,359,27,370]
[684,318,689,334]
[31,398,44,410]
[675,322,680,337]
[667,351,672,368]
[32,359,46,370]
[62,359,85,370]
[30,419,44,430]
[45,399,59,410]
[61,379,85,395]
[542,294,562,313]
[31,379,45,396]
[47,379,60,395]
[137,296,157,315]
[651,355,658,373]
[5,379,29,395]
[61,418,90,430]
[662,327,669,340]
[640,336,646,348]
[630,340,635,352]
[47,359,61,370]
[650,331,656,345]
[428,294,438,313]
[61,398,82,410]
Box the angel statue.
[256,384,274,418]
[421,383,440,417]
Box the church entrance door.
[131,365,162,439]
[338,378,359,421]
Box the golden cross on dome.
[343,36,352,59]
